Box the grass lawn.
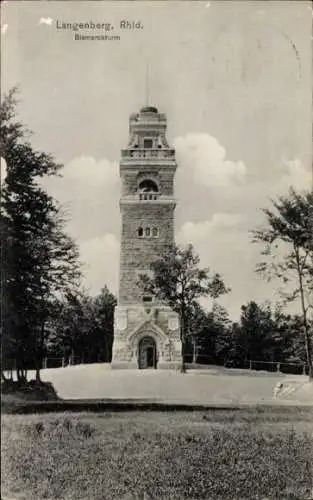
[2,407,313,500]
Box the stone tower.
[112,105,182,369]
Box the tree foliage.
[47,287,117,364]
[138,243,229,368]
[252,189,313,378]
[186,302,232,365]
[1,88,81,381]
[188,300,307,371]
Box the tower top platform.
[140,106,158,114]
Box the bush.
[1,379,59,401]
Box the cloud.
[42,154,120,252]
[41,147,310,318]
[42,155,120,294]
[174,157,311,318]
[177,213,279,318]
[177,213,248,269]
[62,155,119,188]
[280,159,312,191]
[173,133,247,188]
[43,155,119,207]
[39,17,53,26]
[178,213,244,246]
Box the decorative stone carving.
[144,308,154,320]
[168,314,179,331]
[116,311,127,331]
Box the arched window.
[138,179,158,193]
[152,227,158,238]
[145,227,151,237]
[138,227,143,237]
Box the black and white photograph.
[1,1,313,499]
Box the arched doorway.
[138,336,157,369]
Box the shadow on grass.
[1,378,59,399]
[2,399,313,417]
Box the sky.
[1,0,312,319]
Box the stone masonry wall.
[112,305,181,366]
[112,106,181,368]
[121,169,175,196]
[119,203,174,304]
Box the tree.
[0,88,81,382]
[252,189,313,378]
[91,286,117,362]
[48,291,93,365]
[237,301,276,363]
[186,302,232,366]
[138,243,229,371]
[182,302,211,364]
[47,286,117,365]
[270,307,305,364]
[210,302,233,365]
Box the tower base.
[110,361,182,370]
[110,361,139,370]
[112,305,182,370]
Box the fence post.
[276,362,280,373]
[249,360,252,370]
[62,357,65,368]
[303,364,306,375]
[192,339,197,364]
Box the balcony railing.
[139,192,158,201]
[120,194,176,205]
[121,149,175,159]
